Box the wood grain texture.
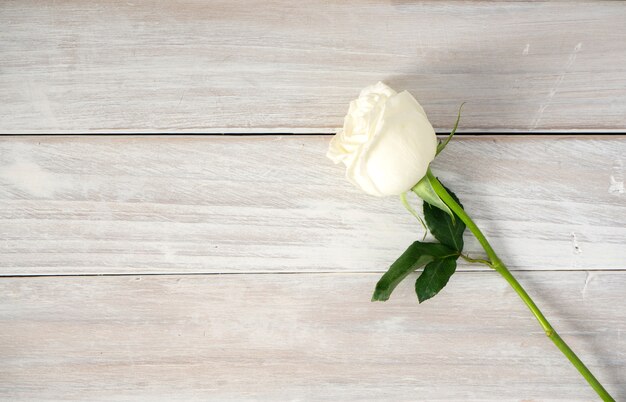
[0,135,624,275]
[1,272,624,401]
[1,1,626,133]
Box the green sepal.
[436,102,465,155]
[372,241,456,302]
[415,257,457,303]
[400,192,427,238]
[412,172,454,219]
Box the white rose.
[327,82,437,197]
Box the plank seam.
[2,133,626,137]
[1,269,625,279]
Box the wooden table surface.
[1,1,625,401]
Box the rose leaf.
[372,241,456,302]
[423,183,466,252]
[415,257,457,303]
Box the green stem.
[426,170,615,402]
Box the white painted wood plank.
[0,272,624,400]
[1,1,625,133]
[0,136,624,275]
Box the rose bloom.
[327,82,437,197]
